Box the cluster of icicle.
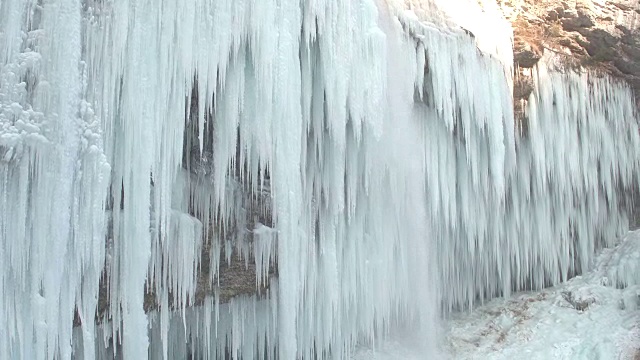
[1,0,639,359]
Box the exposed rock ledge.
[501,0,640,105]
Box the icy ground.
[354,230,640,359]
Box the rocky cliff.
[502,0,640,229]
[502,0,640,104]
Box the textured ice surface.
[445,230,640,359]
[0,0,638,359]
[354,231,640,359]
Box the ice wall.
[0,1,111,359]
[0,0,639,359]
[433,55,640,311]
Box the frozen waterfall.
[0,0,638,359]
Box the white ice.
[354,229,640,359]
[0,0,638,359]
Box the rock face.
[499,0,640,104]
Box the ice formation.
[0,0,638,359]
[444,230,640,359]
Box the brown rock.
[501,0,640,105]
[514,47,543,68]
[514,74,535,100]
[580,28,620,61]
[614,57,640,76]
[561,9,595,31]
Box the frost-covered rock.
[595,230,640,290]
[444,230,640,359]
[500,0,640,103]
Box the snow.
[354,230,640,359]
[0,0,639,359]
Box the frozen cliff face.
[0,0,639,359]
[500,0,640,104]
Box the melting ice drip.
[0,0,638,359]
